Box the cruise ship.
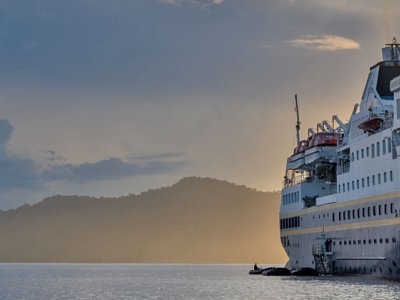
[280,38,400,277]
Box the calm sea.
[0,264,399,299]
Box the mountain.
[0,177,287,263]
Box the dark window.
[362,178,365,188]
[368,239,372,244]
[361,148,364,158]
[379,238,383,244]
[367,146,370,156]
[372,175,376,185]
[368,207,371,217]
[363,239,366,244]
[373,206,376,216]
[378,173,381,184]
[349,240,352,245]
[372,144,375,158]
[374,239,377,244]
[383,139,386,155]
[384,172,387,183]
[358,240,361,245]
[339,211,341,221]
[339,241,342,245]
[332,212,335,222]
[389,138,392,153]
[362,207,366,218]
[385,204,388,214]
[386,238,390,243]
[348,210,351,219]
[367,176,370,186]
[393,238,397,243]
[390,170,393,181]
[357,180,360,189]
[376,65,400,98]
[379,205,382,215]
[357,208,360,218]
[391,203,394,214]
[377,142,380,156]
[344,241,347,245]
[352,209,355,219]
[343,211,346,220]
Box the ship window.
[349,240,352,245]
[338,184,341,193]
[386,238,390,243]
[384,172,387,183]
[367,176,370,187]
[374,239,377,244]
[368,239,371,244]
[339,241,342,245]
[372,175,376,185]
[353,240,356,245]
[367,207,371,217]
[351,152,354,161]
[362,178,365,188]
[348,210,351,219]
[362,207,365,217]
[339,212,341,221]
[343,183,345,192]
[390,170,393,181]
[358,240,361,245]
[357,180,360,189]
[352,209,355,219]
[377,142,380,157]
[352,181,355,190]
[347,182,350,191]
[361,148,364,158]
[363,239,366,244]
[344,241,347,245]
[383,140,386,155]
[357,208,360,218]
[373,206,376,216]
[393,237,397,243]
[378,173,381,184]
[380,238,383,244]
[366,146,370,157]
[398,99,400,119]
[332,212,335,222]
[379,205,382,215]
[385,204,388,214]
[343,211,346,220]
[388,138,392,153]
[356,150,359,160]
[390,203,394,214]
[372,144,375,158]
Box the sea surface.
[0,264,399,300]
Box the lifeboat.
[358,116,384,133]
[304,132,337,166]
[287,140,309,170]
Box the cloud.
[287,35,360,51]
[158,0,223,8]
[42,158,186,184]
[0,118,187,192]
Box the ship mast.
[385,37,400,62]
[295,94,301,146]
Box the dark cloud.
[42,158,186,184]
[133,152,186,160]
[0,118,186,192]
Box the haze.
[0,0,399,208]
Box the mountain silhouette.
[0,177,286,263]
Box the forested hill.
[0,177,287,263]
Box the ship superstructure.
[280,38,400,276]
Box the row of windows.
[332,203,394,222]
[351,138,392,162]
[280,216,300,229]
[334,237,396,246]
[338,170,393,193]
[282,191,300,206]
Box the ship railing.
[282,173,312,188]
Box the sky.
[0,0,399,209]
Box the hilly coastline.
[0,177,287,263]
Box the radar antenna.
[385,37,400,61]
[295,94,301,146]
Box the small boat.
[262,267,291,276]
[358,116,384,133]
[291,267,319,276]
